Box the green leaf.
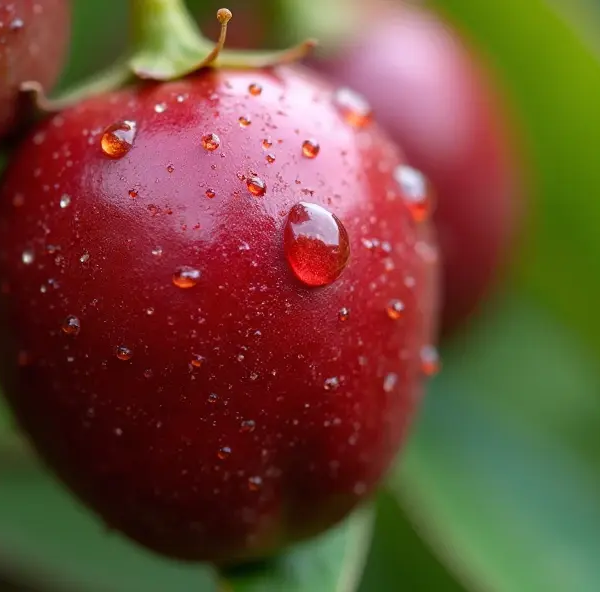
[430,0,600,355]
[224,506,373,592]
[393,295,600,592]
[358,492,466,592]
[0,458,217,592]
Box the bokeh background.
[2,0,600,590]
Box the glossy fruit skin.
[0,67,438,562]
[0,0,70,139]
[316,2,518,335]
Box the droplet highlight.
[284,202,350,287]
[100,120,136,159]
[172,267,201,289]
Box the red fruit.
[316,1,519,335]
[0,0,70,139]
[0,67,439,562]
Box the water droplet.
[239,115,251,127]
[151,246,163,256]
[100,120,136,159]
[338,307,350,322]
[190,354,205,368]
[395,165,431,222]
[129,189,138,198]
[302,139,320,159]
[240,419,256,433]
[115,346,133,361]
[201,133,220,151]
[262,138,272,149]
[172,267,201,289]
[420,345,440,377]
[144,369,153,378]
[9,17,24,31]
[333,87,373,128]
[154,102,167,113]
[208,393,218,403]
[205,188,216,199]
[217,446,232,460]
[248,83,262,96]
[80,252,90,264]
[248,476,263,491]
[21,249,34,265]
[167,164,175,173]
[284,202,350,287]
[383,372,398,393]
[62,315,81,336]
[246,176,266,197]
[146,307,155,315]
[265,153,276,164]
[324,376,340,391]
[59,194,71,208]
[386,299,405,320]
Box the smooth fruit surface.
[317,1,518,334]
[0,0,70,139]
[0,67,438,562]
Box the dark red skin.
[316,2,518,335]
[0,0,70,139]
[0,66,438,562]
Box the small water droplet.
[217,446,232,460]
[205,188,216,199]
[284,202,350,287]
[248,83,262,96]
[246,176,266,197]
[386,299,405,320]
[129,189,138,198]
[21,249,34,265]
[395,165,431,222]
[146,307,155,315]
[114,427,124,436]
[144,369,153,378]
[338,307,350,322]
[167,164,175,173]
[9,17,24,31]
[383,372,398,393]
[324,376,340,391]
[265,153,276,164]
[100,120,136,159]
[333,87,373,128]
[151,246,163,257]
[62,315,81,336]
[302,139,320,159]
[190,354,205,368]
[239,115,251,127]
[154,102,167,113]
[240,419,256,433]
[172,267,201,289]
[115,346,133,361]
[262,138,272,149]
[201,133,220,151]
[420,345,440,376]
[59,194,71,208]
[248,476,263,491]
[80,252,90,264]
[208,393,218,403]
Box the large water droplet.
[284,202,350,287]
[302,139,320,159]
[172,267,201,289]
[62,315,81,336]
[100,120,136,159]
[201,133,220,152]
[246,176,266,197]
[333,87,373,128]
[395,165,431,222]
[115,346,133,361]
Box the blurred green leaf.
[431,0,600,356]
[393,294,600,592]
[358,492,466,592]
[0,460,217,592]
[224,506,373,592]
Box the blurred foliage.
[3,0,600,590]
